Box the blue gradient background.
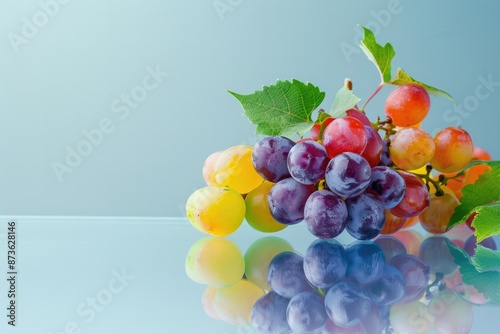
[1,0,499,217]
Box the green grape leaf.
[329,86,361,118]
[389,68,454,101]
[359,26,395,82]
[472,245,500,272]
[471,203,500,242]
[228,79,325,137]
[447,160,500,232]
[447,240,500,305]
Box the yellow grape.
[214,145,264,194]
[419,192,460,234]
[245,182,287,232]
[244,236,294,291]
[202,151,223,187]
[185,187,245,236]
[213,279,264,325]
[390,127,435,170]
[185,237,245,287]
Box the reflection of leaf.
[389,68,454,101]
[329,87,360,118]
[447,240,500,305]
[229,79,325,137]
[472,245,500,272]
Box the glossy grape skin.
[418,236,458,276]
[214,145,264,194]
[303,190,348,239]
[390,127,435,170]
[384,84,430,127]
[379,139,392,167]
[430,127,474,173]
[244,237,294,291]
[185,237,245,287]
[380,210,406,235]
[346,241,386,285]
[324,282,372,328]
[287,291,328,334]
[345,193,386,240]
[389,254,430,304]
[419,193,459,234]
[287,140,329,185]
[251,291,291,334]
[185,187,245,236]
[346,108,371,126]
[303,239,347,289]
[322,116,367,158]
[390,171,430,218]
[202,151,223,187]
[367,166,406,209]
[360,125,384,167]
[267,251,314,299]
[268,177,315,225]
[245,182,287,233]
[252,136,295,182]
[213,279,264,325]
[325,152,372,199]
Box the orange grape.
[430,127,474,173]
[385,84,430,127]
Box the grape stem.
[361,82,385,112]
[373,116,396,140]
[402,164,445,196]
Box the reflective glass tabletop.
[0,216,499,334]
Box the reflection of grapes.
[244,237,293,291]
[418,236,458,276]
[428,291,473,334]
[375,235,407,262]
[303,239,347,289]
[324,282,372,328]
[287,291,328,333]
[251,291,290,334]
[390,300,435,334]
[267,251,314,298]
[389,254,430,304]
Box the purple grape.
[324,282,372,328]
[268,178,315,225]
[345,193,385,240]
[304,190,348,239]
[346,241,386,285]
[464,234,497,257]
[303,239,347,289]
[378,139,392,167]
[389,254,430,304]
[251,291,291,334]
[267,251,314,299]
[418,236,458,275]
[325,152,372,198]
[374,236,407,262]
[253,136,295,182]
[367,166,406,209]
[287,140,329,185]
[365,264,405,306]
[286,291,328,334]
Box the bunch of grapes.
[186,83,489,240]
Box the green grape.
[185,237,245,287]
[390,127,435,170]
[244,237,294,291]
[245,181,287,232]
[213,279,265,325]
[185,186,245,236]
[214,145,264,194]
